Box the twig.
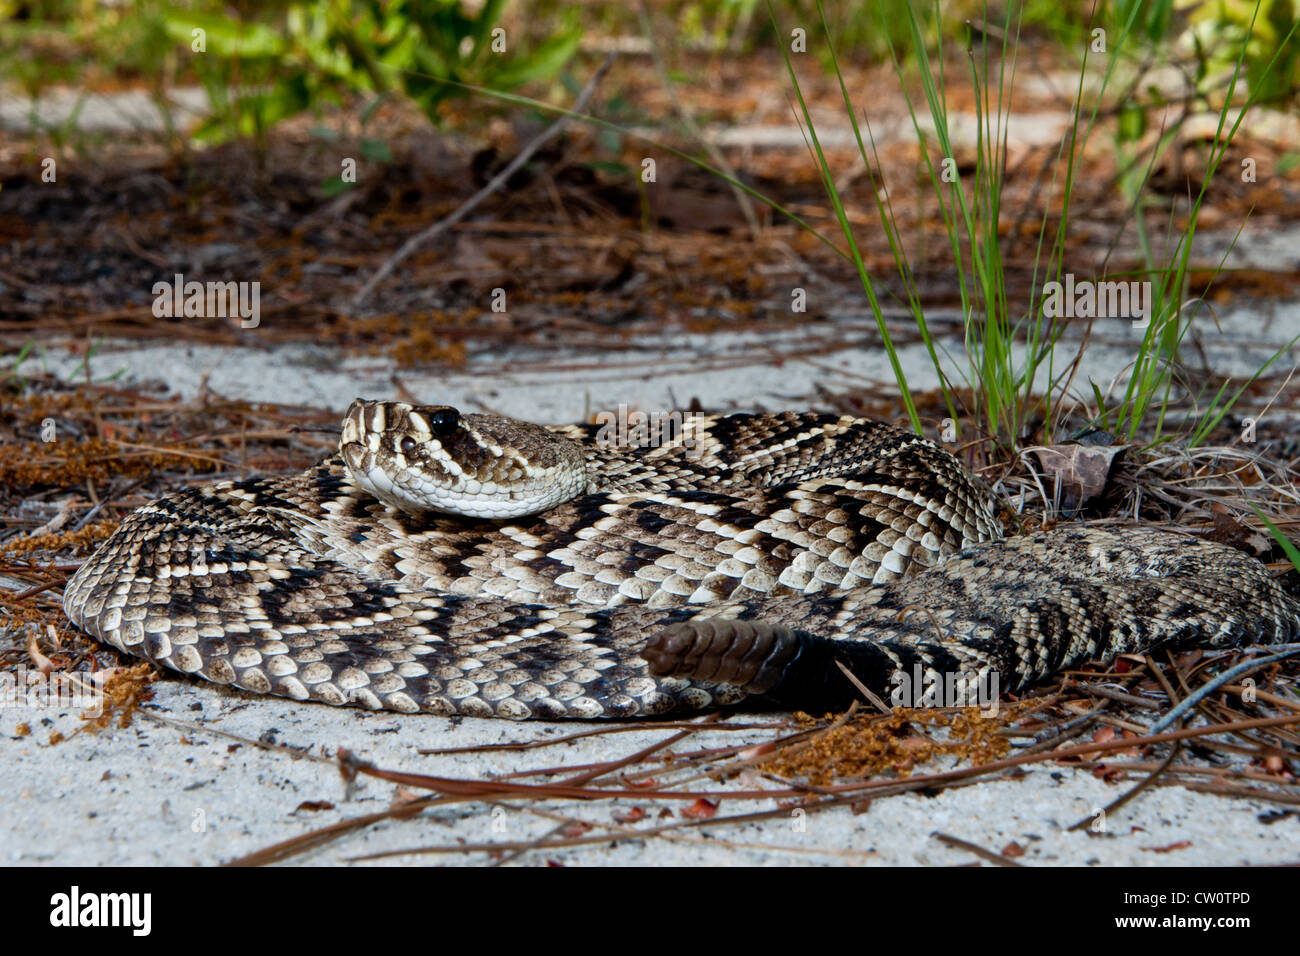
[833,659,892,713]
[233,710,1300,867]
[1016,704,1108,754]
[351,56,615,308]
[1075,682,1162,710]
[932,831,1024,867]
[1160,780,1300,806]
[11,579,65,600]
[1148,644,1300,735]
[1222,684,1300,713]
[1067,742,1184,832]
[417,718,778,755]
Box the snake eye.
[427,408,459,438]
[399,436,417,456]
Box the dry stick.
[1223,684,1300,713]
[558,718,716,788]
[1075,682,1162,710]
[515,802,867,861]
[484,721,718,866]
[345,712,1300,805]
[1148,645,1300,735]
[11,580,64,601]
[1157,780,1300,806]
[809,713,1300,798]
[932,832,1025,868]
[1017,703,1109,755]
[418,717,779,755]
[1071,760,1300,786]
[1143,653,1183,711]
[350,773,1001,865]
[1096,713,1164,735]
[1061,656,1197,831]
[669,704,865,791]
[351,56,615,309]
[487,819,570,869]
[344,780,964,863]
[834,659,892,714]
[227,799,435,866]
[241,713,1300,867]
[1067,740,1185,833]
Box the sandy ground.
[5,310,1299,867]
[6,680,1297,867]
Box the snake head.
[340,399,588,519]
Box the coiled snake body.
[63,402,1300,719]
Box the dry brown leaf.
[1030,442,1127,511]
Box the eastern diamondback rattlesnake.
[62,401,1300,718]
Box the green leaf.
[1117,106,1146,143]
[597,128,623,152]
[320,177,353,197]
[360,138,392,162]
[360,93,389,128]
[1249,504,1300,572]
[1090,381,1112,432]
[470,0,510,54]
[487,21,582,89]
[235,77,312,135]
[585,160,629,175]
[161,12,285,58]
[558,71,582,97]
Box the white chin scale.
[351,459,585,519]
